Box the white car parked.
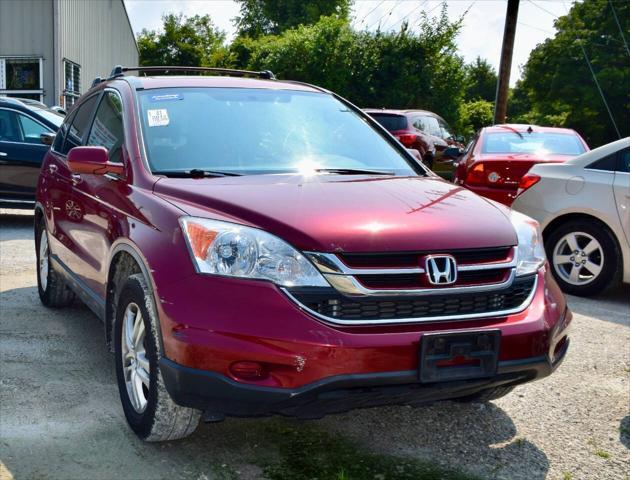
[512,137,629,296]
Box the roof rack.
[108,65,276,80]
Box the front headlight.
[510,210,546,276]
[179,217,329,287]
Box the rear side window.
[0,109,20,142]
[618,149,630,173]
[587,154,616,172]
[369,114,407,131]
[87,92,125,163]
[60,94,99,155]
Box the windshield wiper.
[314,168,394,175]
[153,169,242,178]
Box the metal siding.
[58,0,138,96]
[0,0,55,105]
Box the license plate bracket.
[419,330,501,383]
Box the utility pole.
[494,0,520,124]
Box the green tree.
[456,100,494,140]
[241,8,465,124]
[509,0,629,146]
[463,57,497,102]
[234,0,351,37]
[137,14,228,67]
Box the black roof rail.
[91,76,104,88]
[107,65,276,80]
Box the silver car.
[512,137,629,296]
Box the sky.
[124,0,571,86]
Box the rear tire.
[455,386,515,403]
[545,220,618,296]
[35,219,74,308]
[114,274,200,441]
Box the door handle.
[48,164,58,174]
[71,173,82,185]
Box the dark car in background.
[365,108,463,179]
[0,97,63,208]
[451,124,589,206]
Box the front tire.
[545,220,618,296]
[114,274,200,441]
[35,220,74,307]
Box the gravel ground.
[1,209,629,480]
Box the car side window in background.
[87,92,125,163]
[60,95,99,155]
[617,149,630,173]
[587,154,617,172]
[0,109,21,142]
[17,113,50,144]
[438,119,453,140]
[415,116,441,137]
[370,114,407,131]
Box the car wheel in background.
[35,220,75,307]
[114,274,200,441]
[545,220,618,296]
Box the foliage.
[233,0,351,37]
[456,100,494,140]
[137,14,228,67]
[509,0,629,147]
[463,56,497,102]
[237,8,466,124]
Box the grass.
[253,420,480,480]
[562,473,573,480]
[594,449,611,459]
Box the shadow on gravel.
[312,401,550,480]
[621,416,630,449]
[0,212,34,242]
[567,285,630,327]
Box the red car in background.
[451,125,589,206]
[365,109,463,179]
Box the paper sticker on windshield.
[150,93,182,102]
[147,109,169,127]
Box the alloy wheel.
[552,232,604,286]
[121,303,150,413]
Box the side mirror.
[443,147,463,159]
[406,148,422,161]
[454,135,465,144]
[67,146,124,176]
[40,132,55,146]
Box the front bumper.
[160,337,569,418]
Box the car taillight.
[517,173,541,197]
[395,133,417,147]
[465,162,486,186]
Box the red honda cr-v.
[35,66,571,441]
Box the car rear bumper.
[160,337,569,418]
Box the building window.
[63,59,81,109]
[0,57,44,102]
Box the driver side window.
[87,91,125,163]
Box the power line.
[359,0,388,25]
[609,0,630,57]
[561,0,621,139]
[526,0,559,18]
[368,0,405,30]
[389,1,440,31]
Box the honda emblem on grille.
[425,255,457,285]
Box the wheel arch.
[542,212,624,281]
[106,241,161,352]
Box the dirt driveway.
[1,210,628,480]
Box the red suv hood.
[154,175,517,253]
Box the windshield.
[482,132,586,156]
[138,88,417,176]
[33,109,64,128]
